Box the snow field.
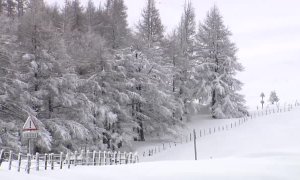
[1,105,300,179]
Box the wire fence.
[0,149,139,174]
[139,101,300,159]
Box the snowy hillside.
[1,106,300,179]
[140,106,300,162]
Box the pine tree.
[63,0,85,32]
[177,1,197,119]
[105,0,129,49]
[137,0,164,46]
[269,91,279,105]
[86,0,96,32]
[196,5,247,118]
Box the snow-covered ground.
[1,106,300,179]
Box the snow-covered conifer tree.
[137,0,164,46]
[196,5,247,118]
[269,91,279,105]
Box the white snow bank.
[1,155,300,180]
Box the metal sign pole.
[28,138,31,155]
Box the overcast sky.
[46,0,300,109]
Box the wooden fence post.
[74,151,78,166]
[113,151,117,164]
[8,151,12,170]
[125,152,128,164]
[67,152,71,169]
[59,152,63,169]
[134,153,139,163]
[27,154,31,174]
[118,151,121,165]
[129,152,132,163]
[193,129,197,160]
[36,152,39,171]
[103,151,106,165]
[44,154,48,170]
[51,153,54,170]
[86,150,90,165]
[107,151,111,165]
[0,149,4,167]
[80,150,84,165]
[98,151,101,166]
[92,151,96,166]
[17,153,21,172]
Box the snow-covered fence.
[0,150,139,174]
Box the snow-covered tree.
[86,0,96,31]
[137,0,164,46]
[269,91,279,105]
[196,5,247,118]
[0,1,249,152]
[63,0,86,32]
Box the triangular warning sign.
[23,115,38,131]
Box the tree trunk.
[48,97,53,118]
[138,120,145,141]
[211,88,216,119]
[0,0,3,15]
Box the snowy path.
[1,107,300,179]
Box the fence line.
[0,149,139,174]
[140,101,300,158]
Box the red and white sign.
[23,115,38,131]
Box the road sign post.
[22,115,39,154]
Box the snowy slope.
[140,106,300,162]
[1,106,300,179]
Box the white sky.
[46,0,300,109]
